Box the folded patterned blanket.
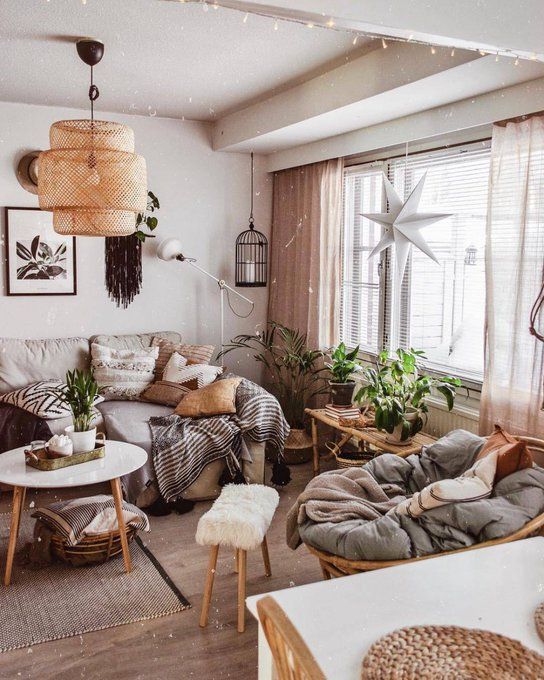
[286,467,405,549]
[149,377,289,502]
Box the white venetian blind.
[388,142,491,378]
[340,165,384,352]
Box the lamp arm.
[185,260,254,305]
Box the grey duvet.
[296,430,544,561]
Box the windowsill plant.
[355,348,462,445]
[326,342,362,406]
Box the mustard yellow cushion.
[175,378,242,418]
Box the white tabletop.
[0,441,147,488]
[247,539,544,680]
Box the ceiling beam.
[265,76,544,171]
[199,0,544,61]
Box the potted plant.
[55,369,102,453]
[326,342,362,406]
[355,348,462,445]
[219,322,327,463]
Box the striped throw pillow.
[151,337,214,379]
[32,494,150,546]
[0,380,103,420]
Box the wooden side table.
[305,408,436,476]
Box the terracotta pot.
[284,428,313,465]
[384,408,419,446]
[329,380,356,406]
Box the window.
[340,142,491,380]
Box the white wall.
[0,101,271,382]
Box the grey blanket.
[297,429,544,561]
[286,467,405,549]
[149,377,289,502]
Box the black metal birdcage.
[235,153,268,287]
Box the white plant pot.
[385,409,419,446]
[64,426,97,454]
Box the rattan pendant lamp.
[38,38,147,237]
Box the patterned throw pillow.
[91,343,159,401]
[162,353,223,389]
[32,494,150,546]
[151,337,214,379]
[0,380,103,420]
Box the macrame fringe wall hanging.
[104,191,160,308]
[105,235,142,308]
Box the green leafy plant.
[219,322,327,428]
[16,236,67,280]
[326,342,362,383]
[355,348,462,441]
[54,370,101,432]
[135,190,160,242]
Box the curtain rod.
[494,110,544,127]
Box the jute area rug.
[0,512,190,653]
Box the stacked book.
[324,404,360,421]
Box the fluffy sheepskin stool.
[196,483,279,633]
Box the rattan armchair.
[257,596,325,680]
[306,435,544,579]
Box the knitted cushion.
[196,484,279,551]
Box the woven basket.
[335,450,373,469]
[284,428,313,465]
[51,526,137,567]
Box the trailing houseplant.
[326,342,362,406]
[54,369,102,453]
[355,348,462,444]
[219,322,327,462]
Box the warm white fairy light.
[431,45,436,54]
[381,38,388,49]
[352,35,358,45]
[274,19,278,30]
[306,22,314,28]
[407,34,414,41]
[242,12,248,22]
[479,49,486,56]
[451,48,455,56]
[514,56,520,66]
[326,19,335,28]
[495,53,500,62]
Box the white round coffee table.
[0,440,147,586]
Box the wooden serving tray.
[25,443,105,471]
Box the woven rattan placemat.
[361,625,544,679]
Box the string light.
[326,19,335,28]
[479,49,486,56]
[352,35,358,45]
[431,45,436,54]
[514,56,520,66]
[451,48,455,56]
[306,22,314,28]
[381,38,387,49]
[274,19,278,30]
[495,53,500,62]
[407,34,414,41]
[242,12,248,22]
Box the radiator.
[422,399,480,438]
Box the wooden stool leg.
[311,417,319,476]
[261,536,271,577]
[237,548,247,633]
[234,549,239,573]
[200,545,220,628]
[111,477,132,573]
[4,485,26,586]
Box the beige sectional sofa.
[0,331,265,504]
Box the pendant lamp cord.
[89,65,99,122]
[249,152,254,229]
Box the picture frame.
[4,207,77,296]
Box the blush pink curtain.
[480,116,544,437]
[267,158,344,350]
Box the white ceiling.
[0,0,369,121]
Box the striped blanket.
[148,377,289,502]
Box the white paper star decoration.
[362,173,452,287]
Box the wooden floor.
[0,461,327,680]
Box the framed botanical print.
[4,207,77,296]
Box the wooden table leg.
[4,486,26,586]
[111,477,132,574]
[311,417,319,477]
